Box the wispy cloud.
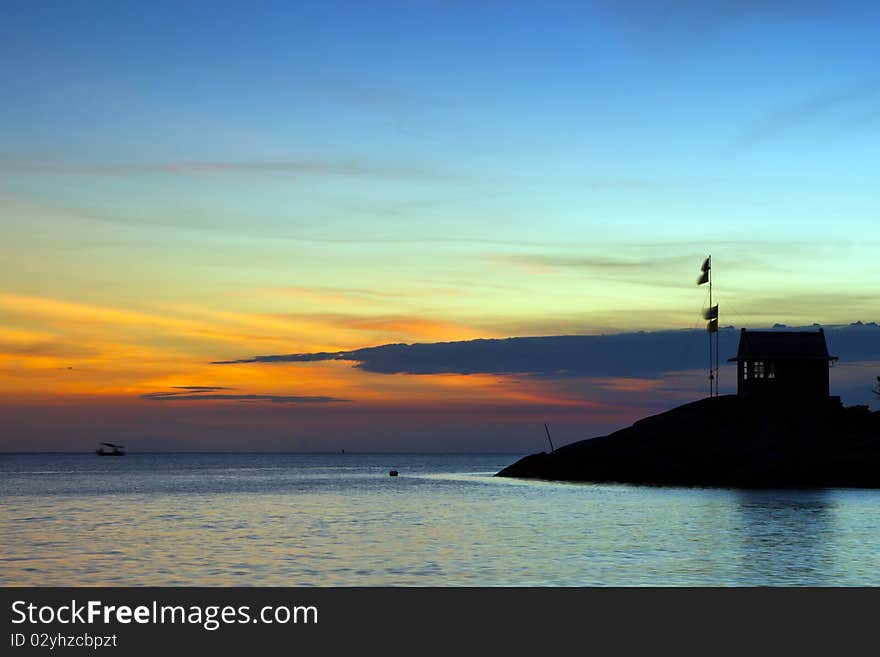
[490,253,696,282]
[280,313,492,342]
[141,391,350,403]
[0,155,456,181]
[213,352,351,366]
[264,285,464,303]
[0,340,97,359]
[167,386,235,392]
[600,1,836,39]
[737,79,880,147]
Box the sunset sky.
[2,1,878,451]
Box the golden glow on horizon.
[0,291,557,408]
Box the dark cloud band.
[142,392,349,404]
[213,323,880,379]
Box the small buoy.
[389,470,398,477]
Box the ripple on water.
[2,454,880,585]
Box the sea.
[2,453,879,586]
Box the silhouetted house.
[728,328,837,399]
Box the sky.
[1,1,878,452]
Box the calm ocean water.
[2,453,879,586]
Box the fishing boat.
[96,442,126,456]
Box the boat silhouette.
[96,442,126,456]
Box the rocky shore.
[497,395,880,488]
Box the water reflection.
[3,454,880,585]
[732,490,835,585]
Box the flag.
[707,318,718,333]
[697,256,710,285]
[703,305,718,320]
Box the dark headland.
[496,396,880,488]
[499,326,880,488]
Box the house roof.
[729,329,838,361]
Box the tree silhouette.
[875,376,880,398]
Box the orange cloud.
[332,315,491,342]
[0,291,599,414]
[598,377,665,393]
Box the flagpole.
[714,263,719,397]
[709,257,714,397]
[697,255,715,398]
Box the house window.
[748,360,775,380]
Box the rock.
[496,395,880,488]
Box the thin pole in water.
[544,423,555,452]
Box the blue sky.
[4,3,878,227]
